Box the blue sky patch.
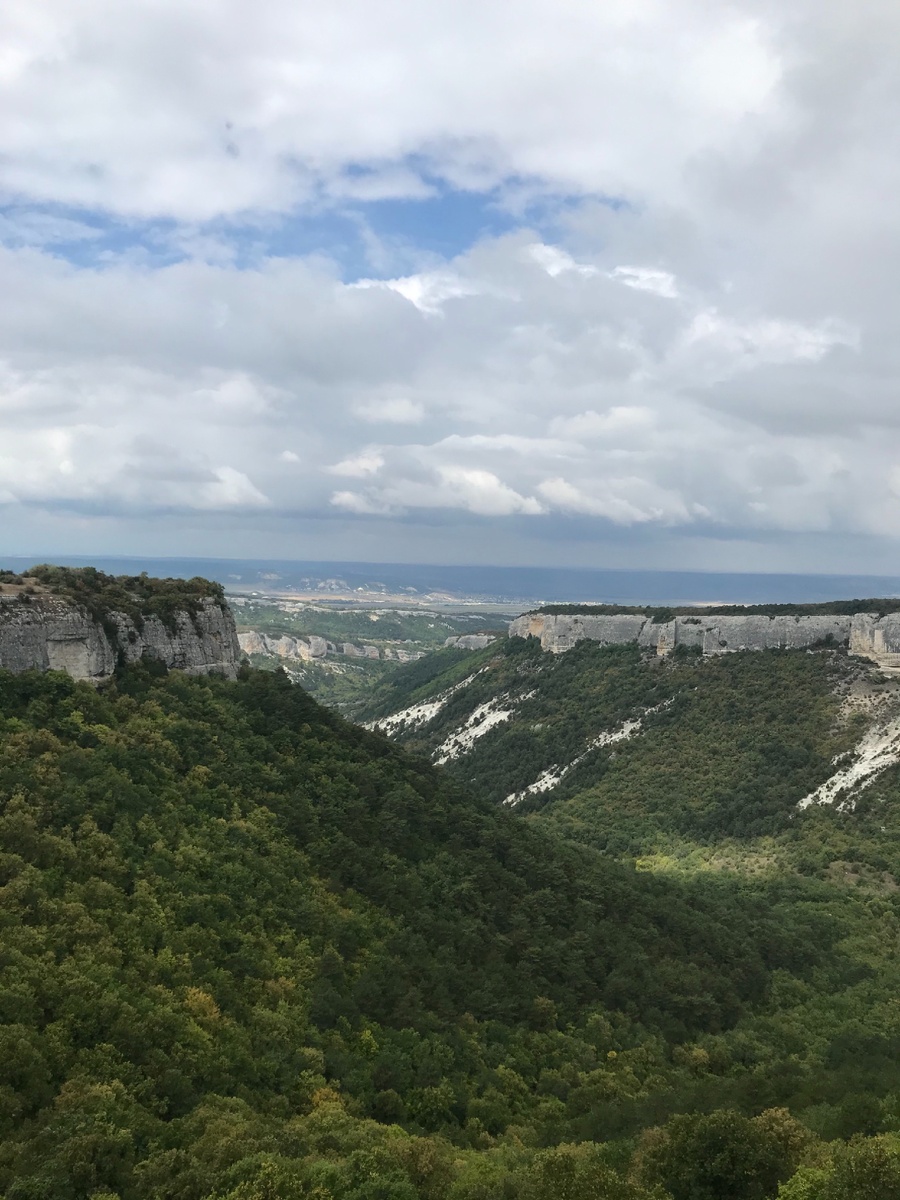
[0,180,614,281]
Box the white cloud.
[436,467,544,516]
[197,467,269,509]
[528,243,597,278]
[680,311,858,367]
[0,224,891,555]
[2,0,900,569]
[330,450,385,478]
[353,270,487,315]
[610,266,679,298]
[354,397,425,424]
[551,408,655,439]
[0,210,102,247]
[537,476,688,524]
[0,0,782,220]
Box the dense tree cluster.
[2,656,900,1196]
[23,565,225,633]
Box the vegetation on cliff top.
[1,564,225,632]
[531,598,900,618]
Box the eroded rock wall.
[0,596,241,682]
[509,610,900,669]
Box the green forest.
[4,571,900,1197]
[1,648,900,1197]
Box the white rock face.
[799,711,900,809]
[509,610,900,668]
[366,670,486,735]
[849,614,900,668]
[342,642,380,659]
[503,700,671,806]
[382,647,426,662]
[0,596,241,682]
[433,696,515,763]
[237,629,394,663]
[237,629,268,656]
[443,634,497,650]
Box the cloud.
[0,210,103,248]
[0,219,888,555]
[528,243,597,278]
[352,270,489,314]
[197,467,269,509]
[537,476,690,524]
[551,408,655,439]
[435,467,543,516]
[0,0,782,220]
[354,397,424,424]
[610,266,679,298]
[2,0,900,569]
[330,450,385,478]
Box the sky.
[1,0,900,573]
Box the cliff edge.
[509,609,900,669]
[0,566,241,682]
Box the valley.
[229,593,508,712]
[3,568,900,1196]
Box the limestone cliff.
[237,629,424,664]
[509,610,900,669]
[0,594,241,682]
[443,634,498,650]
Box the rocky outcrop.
[848,614,900,668]
[238,631,333,661]
[0,595,241,682]
[342,642,381,660]
[509,610,900,669]
[238,630,417,663]
[381,647,426,663]
[443,634,498,650]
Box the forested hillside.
[362,636,885,842]
[3,661,900,1196]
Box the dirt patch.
[0,574,50,597]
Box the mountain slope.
[5,660,900,1196]
[1,660,859,1197]
[362,635,899,848]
